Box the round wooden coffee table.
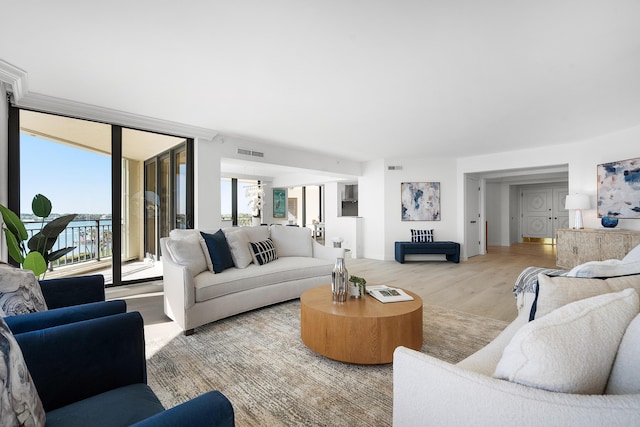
[300,284,423,364]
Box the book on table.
[367,285,414,303]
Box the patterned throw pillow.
[411,229,434,243]
[249,239,278,266]
[0,314,46,426]
[0,266,48,317]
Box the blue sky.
[21,133,254,216]
[20,134,111,215]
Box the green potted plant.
[0,194,77,278]
[349,275,367,298]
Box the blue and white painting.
[597,157,640,219]
[401,182,440,221]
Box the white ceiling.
[2,1,640,163]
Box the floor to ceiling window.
[11,109,192,286]
[221,177,260,226]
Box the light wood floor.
[122,243,557,341]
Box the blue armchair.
[15,311,235,426]
[5,274,127,334]
[39,274,106,309]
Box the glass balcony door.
[12,109,192,286]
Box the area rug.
[145,301,508,427]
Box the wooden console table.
[556,228,640,269]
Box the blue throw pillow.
[201,230,235,273]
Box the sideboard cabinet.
[556,228,640,269]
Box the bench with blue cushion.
[394,241,460,264]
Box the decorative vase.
[601,216,619,228]
[331,257,348,303]
[349,281,361,298]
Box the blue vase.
[601,216,619,228]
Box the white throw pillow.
[269,225,312,257]
[623,243,640,263]
[169,229,200,240]
[567,259,640,278]
[165,234,208,276]
[494,288,639,394]
[0,266,48,316]
[222,228,253,269]
[534,273,640,319]
[606,313,640,394]
[244,225,270,243]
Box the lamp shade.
[565,194,591,210]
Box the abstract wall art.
[401,182,441,221]
[597,157,640,219]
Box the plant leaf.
[0,204,28,241]
[3,230,25,264]
[40,214,77,238]
[48,247,75,263]
[32,194,52,218]
[28,233,57,254]
[23,252,47,277]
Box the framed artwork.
[597,157,640,218]
[273,188,286,218]
[401,182,441,221]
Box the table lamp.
[565,194,591,229]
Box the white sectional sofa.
[160,225,344,335]
[394,252,640,426]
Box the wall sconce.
[565,194,591,229]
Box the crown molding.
[0,59,28,101]
[17,92,217,140]
[0,58,216,140]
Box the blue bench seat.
[394,241,460,263]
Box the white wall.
[194,137,222,232]
[485,182,502,246]
[458,125,640,250]
[355,156,457,260]
[360,159,386,259]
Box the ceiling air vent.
[388,165,403,170]
[237,148,265,158]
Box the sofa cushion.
[169,229,200,240]
[411,229,434,243]
[244,225,270,243]
[222,228,253,269]
[250,238,278,266]
[165,234,208,276]
[193,257,333,302]
[269,225,312,257]
[200,230,235,273]
[0,265,48,316]
[494,288,639,394]
[533,273,640,319]
[606,313,640,394]
[45,383,164,427]
[567,259,640,278]
[0,315,46,426]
